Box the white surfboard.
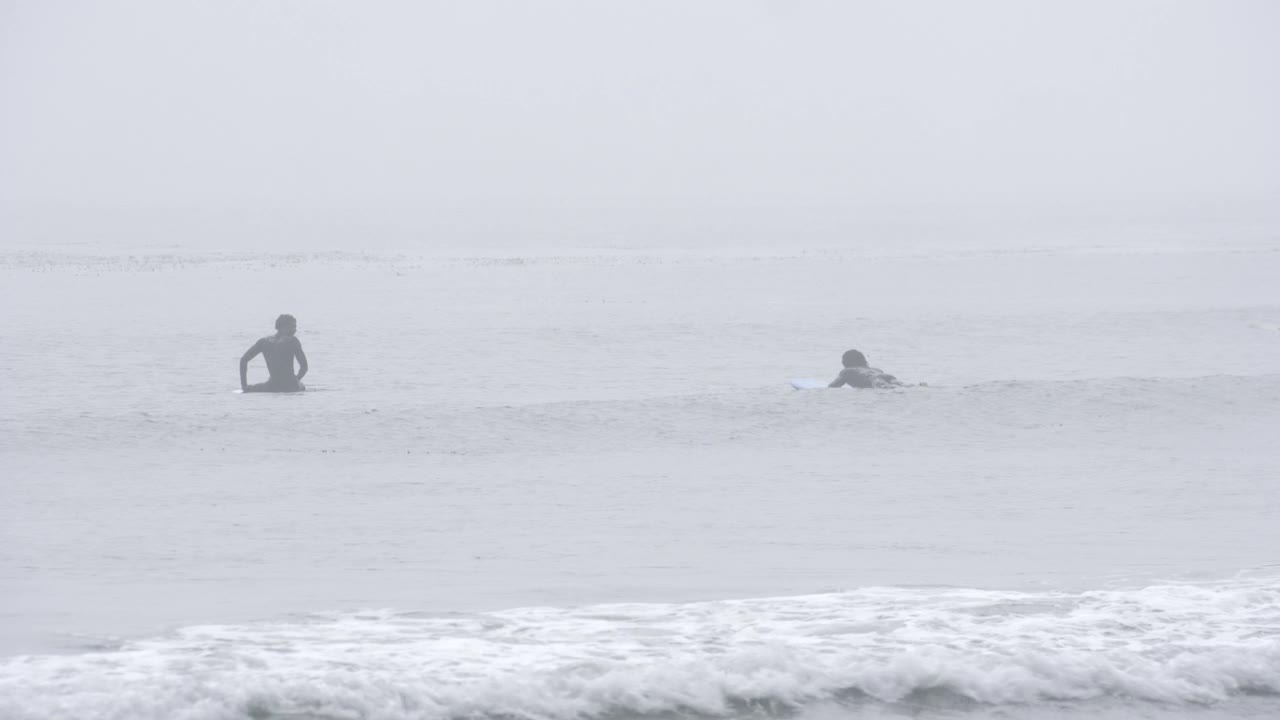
[791,377,927,389]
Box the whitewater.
[1,233,1278,719]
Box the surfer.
[829,349,902,389]
[240,314,308,392]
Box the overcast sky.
[2,1,1277,246]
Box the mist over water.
[3,2,1279,719]
[3,1,1279,250]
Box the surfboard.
[235,386,327,393]
[791,378,928,389]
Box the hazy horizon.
[3,1,1278,249]
[4,4,1280,717]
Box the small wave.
[2,578,1278,720]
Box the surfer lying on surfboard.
[829,349,901,389]
[240,314,308,393]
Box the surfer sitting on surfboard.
[240,314,308,393]
[829,349,901,389]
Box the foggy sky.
[2,1,1277,246]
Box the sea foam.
[2,577,1278,720]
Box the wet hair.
[841,349,868,368]
[275,314,297,330]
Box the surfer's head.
[275,314,297,336]
[841,349,868,368]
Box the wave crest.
[2,579,1279,720]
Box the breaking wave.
[2,577,1278,720]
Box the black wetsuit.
[830,366,901,389]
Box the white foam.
[2,578,1278,720]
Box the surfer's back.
[829,349,902,389]
[257,334,301,380]
[833,366,899,389]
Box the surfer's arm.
[239,340,263,390]
[828,374,847,388]
[294,339,308,382]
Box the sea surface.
[1,233,1278,719]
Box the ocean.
[1,233,1277,719]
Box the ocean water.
[1,235,1278,719]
